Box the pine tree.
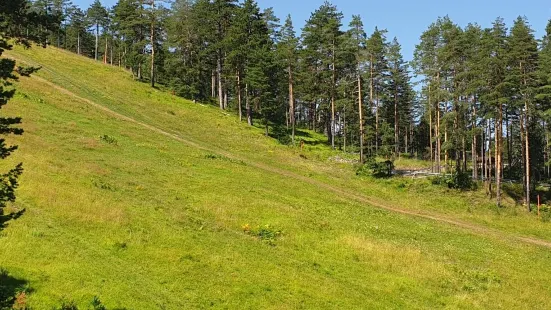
[66,6,87,55]
[366,27,388,154]
[0,0,52,224]
[384,37,412,156]
[301,2,345,147]
[87,0,108,61]
[347,15,367,162]
[277,15,299,142]
[479,18,509,207]
[508,16,539,211]
[113,0,148,79]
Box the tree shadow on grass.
[0,269,30,309]
[294,129,312,139]
[502,184,523,205]
[0,209,25,232]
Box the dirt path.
[29,74,551,250]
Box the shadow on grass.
[0,269,30,309]
[294,130,312,139]
[502,183,523,205]
[0,209,26,231]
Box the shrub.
[271,125,292,145]
[91,296,107,310]
[356,158,394,178]
[56,300,78,310]
[99,135,117,145]
[431,171,476,191]
[243,224,282,246]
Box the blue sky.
[74,0,551,61]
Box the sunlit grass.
[0,46,550,308]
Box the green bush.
[243,224,282,246]
[356,159,394,178]
[431,171,476,191]
[91,296,107,310]
[99,135,117,145]
[271,125,292,145]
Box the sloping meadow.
[0,45,550,309]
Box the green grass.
[1,45,551,309]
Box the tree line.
[25,0,551,209]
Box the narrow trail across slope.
[27,73,551,250]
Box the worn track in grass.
[23,72,551,251]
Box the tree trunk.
[436,72,441,174]
[370,54,374,154]
[95,24,99,61]
[429,85,433,172]
[519,62,531,211]
[405,126,409,155]
[246,84,252,126]
[472,104,478,180]
[212,71,216,98]
[343,106,347,152]
[237,71,242,122]
[394,77,399,156]
[110,40,113,66]
[489,120,493,198]
[217,54,223,110]
[289,65,295,144]
[150,0,156,88]
[525,102,531,211]
[481,120,485,181]
[77,32,81,55]
[223,89,228,110]
[496,104,503,207]
[358,74,364,163]
[375,88,379,152]
[330,43,336,149]
[104,36,108,64]
[436,101,441,174]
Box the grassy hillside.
[1,45,551,309]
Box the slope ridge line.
[27,73,551,250]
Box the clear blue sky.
[74,0,551,61]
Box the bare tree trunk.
[436,101,441,174]
[436,72,441,174]
[95,24,99,61]
[375,89,379,152]
[462,136,467,172]
[212,71,216,98]
[150,0,156,88]
[489,120,493,198]
[505,108,511,179]
[481,120,485,181]
[246,84,252,126]
[77,32,81,55]
[394,77,399,156]
[496,104,503,207]
[358,74,364,163]
[370,54,375,153]
[289,65,295,144]
[217,54,223,110]
[223,89,228,110]
[110,40,113,66]
[472,104,478,180]
[429,85,433,172]
[343,106,347,152]
[405,126,409,155]
[543,122,550,178]
[525,103,531,211]
[237,71,242,122]
[522,62,531,211]
[331,43,336,149]
[104,36,108,64]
